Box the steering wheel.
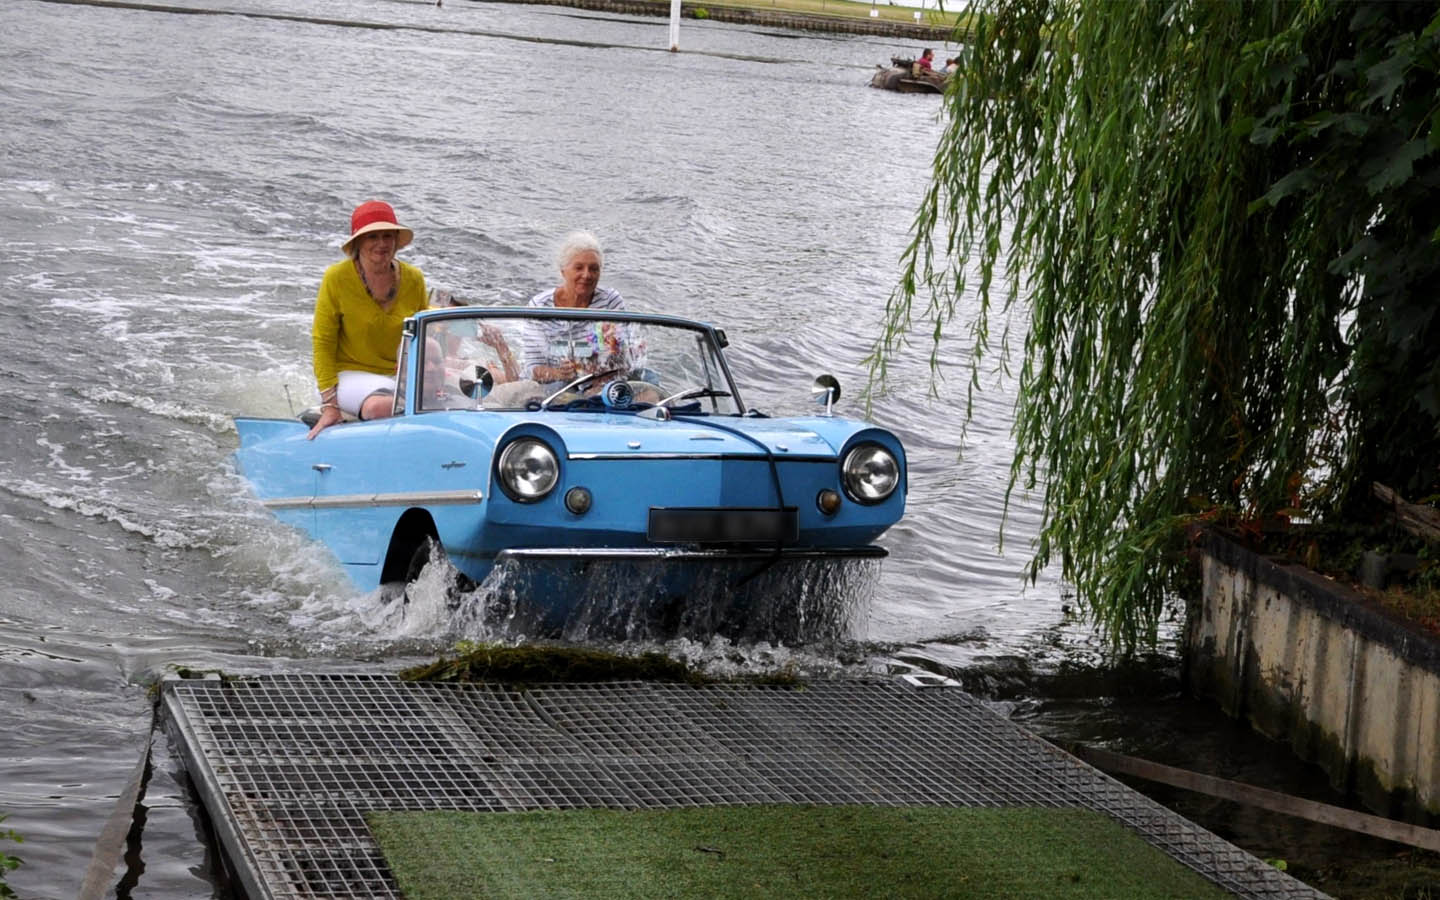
[539,366,624,410]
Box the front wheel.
[401,535,476,605]
[405,535,442,583]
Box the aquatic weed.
[0,814,23,900]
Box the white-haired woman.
[308,200,429,439]
[522,231,638,386]
[530,230,622,312]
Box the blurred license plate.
[648,507,798,544]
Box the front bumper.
[495,546,888,563]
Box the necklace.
[357,260,397,303]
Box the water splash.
[395,550,881,648]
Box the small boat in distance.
[870,56,947,94]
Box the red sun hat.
[341,200,414,255]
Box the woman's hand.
[307,404,342,440]
[479,324,507,350]
[479,325,521,381]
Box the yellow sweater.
[311,258,428,391]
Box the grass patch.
[368,805,1230,899]
[693,0,972,31]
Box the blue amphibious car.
[233,307,907,635]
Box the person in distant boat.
[308,200,430,439]
[943,57,959,75]
[915,48,935,72]
[520,230,643,387]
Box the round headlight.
[841,443,899,504]
[497,438,559,502]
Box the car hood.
[453,412,875,459]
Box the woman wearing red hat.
[308,200,429,439]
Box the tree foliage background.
[881,1,1440,648]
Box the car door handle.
[312,463,332,472]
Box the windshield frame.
[403,306,746,416]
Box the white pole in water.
[668,0,681,51]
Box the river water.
[0,1,1400,897]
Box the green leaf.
[1248,124,1278,145]
[1365,138,1431,195]
[1302,111,1369,138]
[1327,237,1378,276]
[1361,52,1410,108]
[1264,52,1309,87]
[1423,10,1440,40]
[1261,168,1321,206]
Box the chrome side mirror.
[810,374,841,416]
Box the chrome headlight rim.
[841,442,899,505]
[496,437,560,503]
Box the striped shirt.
[520,286,645,384]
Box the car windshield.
[415,310,743,415]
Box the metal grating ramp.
[162,673,1325,899]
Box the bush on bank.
[878,0,1440,649]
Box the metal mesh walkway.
[162,673,1325,899]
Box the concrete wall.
[1187,530,1440,819]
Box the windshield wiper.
[658,386,732,410]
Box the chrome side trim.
[567,452,726,461]
[262,497,317,510]
[262,489,483,510]
[496,546,887,562]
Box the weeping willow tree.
[879,1,1440,648]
